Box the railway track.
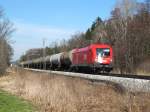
[23,68,150,92]
[96,73,150,80]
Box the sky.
[0,0,144,61]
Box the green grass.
[0,90,37,112]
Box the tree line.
[0,7,13,74]
[20,0,150,74]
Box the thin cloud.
[14,20,75,40]
[12,20,75,60]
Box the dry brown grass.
[0,68,150,112]
[136,59,150,76]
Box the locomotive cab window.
[96,48,110,57]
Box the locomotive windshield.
[96,48,110,57]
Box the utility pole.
[43,38,46,70]
[27,54,30,68]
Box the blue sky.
[0,0,144,60]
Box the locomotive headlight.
[103,60,107,63]
[95,58,98,62]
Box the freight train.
[20,44,113,73]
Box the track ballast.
[24,68,150,92]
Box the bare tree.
[0,7,14,74]
[104,0,138,74]
[116,0,137,18]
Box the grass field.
[0,68,150,112]
[0,90,36,112]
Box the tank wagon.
[20,44,113,73]
[50,52,71,70]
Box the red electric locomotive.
[71,44,113,73]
